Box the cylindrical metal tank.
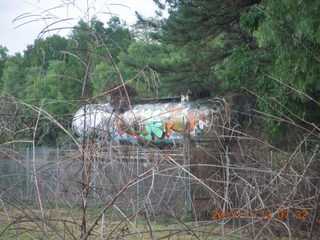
[72,98,224,144]
[72,104,117,141]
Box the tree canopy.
[1,0,320,144]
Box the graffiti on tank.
[72,99,222,144]
[115,103,215,142]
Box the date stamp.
[211,210,308,220]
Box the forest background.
[1,0,320,146]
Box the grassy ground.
[0,205,307,239]
[0,206,248,239]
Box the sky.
[0,0,162,55]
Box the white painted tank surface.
[72,104,116,141]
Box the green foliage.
[0,17,133,145]
[149,0,320,135]
[2,0,320,144]
[246,0,320,132]
[1,54,28,98]
[0,45,8,91]
[23,35,69,69]
[214,45,261,91]
[146,0,262,96]
[118,41,166,96]
[90,62,119,96]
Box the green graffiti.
[140,117,165,140]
